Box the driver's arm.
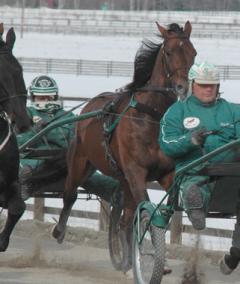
[159,101,198,158]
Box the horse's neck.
[139,66,175,111]
[142,55,176,112]
[148,51,167,87]
[141,90,176,112]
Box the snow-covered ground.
[6,30,240,250]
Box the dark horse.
[0,23,31,251]
[53,21,196,267]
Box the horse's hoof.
[124,268,133,279]
[121,261,132,273]
[163,261,172,275]
[51,224,65,244]
[220,254,234,275]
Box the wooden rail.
[18,57,240,80]
[26,184,235,245]
[26,198,234,244]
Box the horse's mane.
[126,23,184,91]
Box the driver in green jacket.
[17,75,76,171]
[159,61,240,274]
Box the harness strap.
[0,112,11,152]
[103,95,136,134]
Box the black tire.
[108,205,125,270]
[108,205,132,272]
[132,210,166,284]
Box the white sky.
[11,30,240,250]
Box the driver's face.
[34,95,54,102]
[192,82,218,104]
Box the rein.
[0,94,27,104]
[103,91,173,134]
[136,86,175,93]
[0,111,12,152]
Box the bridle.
[161,35,191,81]
[139,35,193,96]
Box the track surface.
[0,220,240,284]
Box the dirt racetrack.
[0,219,240,284]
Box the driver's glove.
[191,128,207,146]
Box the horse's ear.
[184,21,192,38]
[0,23,3,36]
[6,27,16,51]
[156,22,167,37]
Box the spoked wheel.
[133,209,166,284]
[108,205,131,272]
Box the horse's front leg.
[52,140,91,243]
[119,171,147,271]
[0,181,25,252]
[52,180,78,244]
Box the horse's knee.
[8,197,26,215]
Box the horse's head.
[154,21,197,99]
[0,23,31,133]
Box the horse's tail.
[21,150,67,195]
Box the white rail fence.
[1,8,240,38]
[19,57,240,80]
[27,193,234,246]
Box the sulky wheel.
[108,205,132,272]
[132,209,166,284]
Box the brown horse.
[53,21,196,268]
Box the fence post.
[170,211,182,244]
[99,200,110,231]
[77,59,82,76]
[33,198,44,221]
[47,58,52,74]
[107,61,113,77]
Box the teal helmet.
[188,61,220,84]
[29,75,61,109]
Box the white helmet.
[188,61,220,85]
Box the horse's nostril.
[175,85,184,94]
[176,85,184,91]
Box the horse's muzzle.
[174,83,188,100]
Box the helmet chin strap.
[216,84,221,99]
